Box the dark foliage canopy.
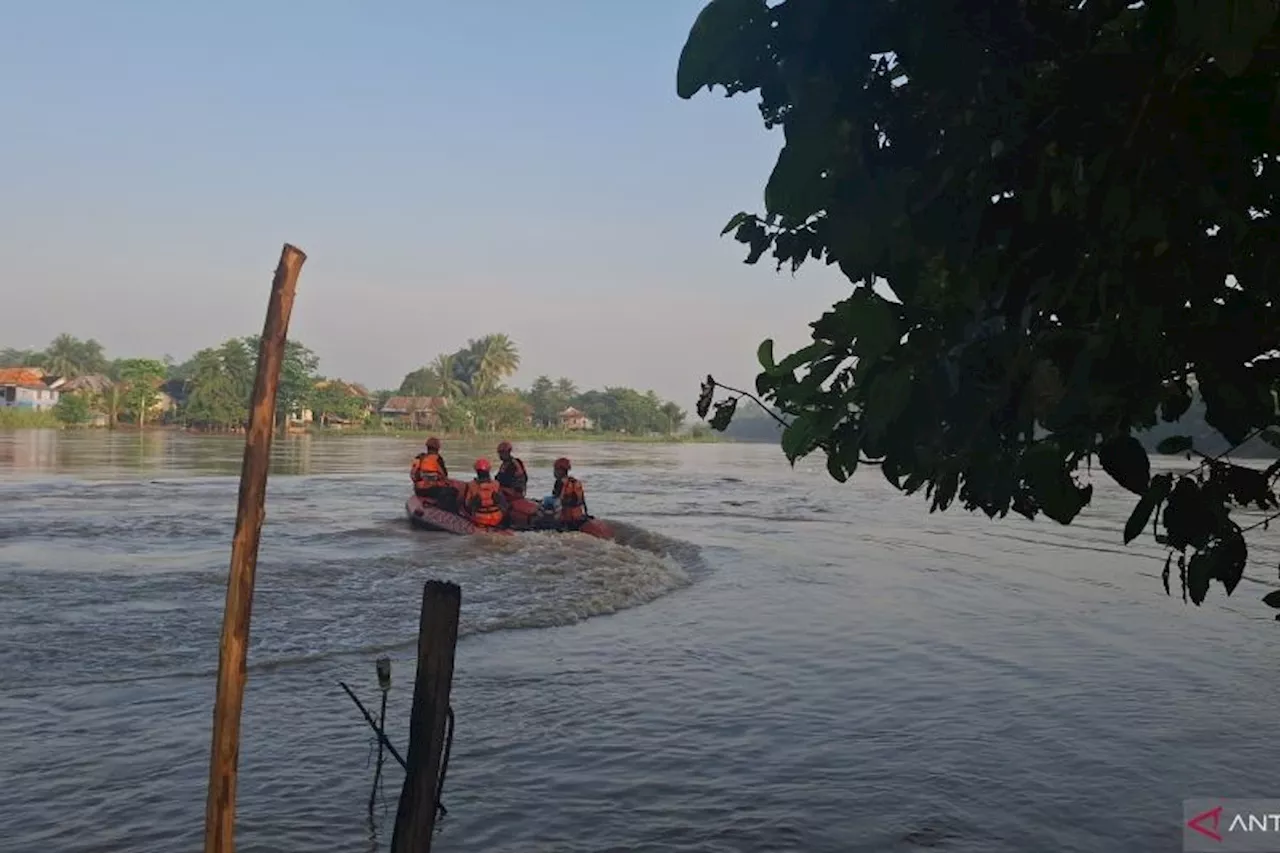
[679,0,1280,610]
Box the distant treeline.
[2,333,690,436]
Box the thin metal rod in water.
[340,681,408,771]
[369,689,389,816]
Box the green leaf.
[721,211,751,236]
[1183,529,1247,605]
[1124,473,1173,544]
[1262,590,1280,608]
[1187,551,1212,605]
[1128,204,1167,242]
[1100,185,1131,229]
[932,469,960,512]
[1159,381,1193,422]
[696,375,716,420]
[1155,435,1194,454]
[1162,477,1215,552]
[1213,527,1248,596]
[1021,441,1093,525]
[781,412,816,461]
[1178,0,1279,77]
[772,340,833,376]
[676,0,768,99]
[1051,184,1066,213]
[757,338,775,372]
[1098,434,1151,495]
[764,139,830,226]
[862,363,913,442]
[826,451,848,482]
[708,396,738,431]
[818,289,902,360]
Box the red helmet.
[497,440,513,453]
[554,457,571,472]
[426,437,441,450]
[474,457,491,473]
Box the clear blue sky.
[0,0,850,404]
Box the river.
[1,429,1278,852]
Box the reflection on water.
[2,431,1280,852]
[0,429,687,479]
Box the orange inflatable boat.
[404,480,616,540]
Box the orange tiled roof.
[0,368,48,388]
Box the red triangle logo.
[1188,805,1223,842]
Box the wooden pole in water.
[203,243,307,853]
[391,580,461,853]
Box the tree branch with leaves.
[679,0,1280,613]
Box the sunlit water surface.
[1,429,1278,852]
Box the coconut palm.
[429,353,467,399]
[464,334,520,397]
[42,334,107,378]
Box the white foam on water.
[450,530,693,634]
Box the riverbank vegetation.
[679,0,1280,609]
[0,408,58,429]
[2,333,700,441]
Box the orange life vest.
[559,476,586,523]
[497,457,528,497]
[412,452,446,484]
[464,478,505,527]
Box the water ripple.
[2,432,1280,852]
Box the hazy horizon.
[0,1,853,406]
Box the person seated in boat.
[411,437,456,511]
[542,456,588,530]
[494,440,528,499]
[463,457,509,529]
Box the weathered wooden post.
[391,580,462,853]
[203,244,307,853]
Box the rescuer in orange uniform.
[548,456,588,529]
[411,437,456,510]
[463,458,509,528]
[494,440,528,499]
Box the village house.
[57,374,115,426]
[0,368,64,411]
[152,391,178,419]
[59,374,113,397]
[302,380,375,428]
[557,406,592,431]
[380,395,450,428]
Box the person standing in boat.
[412,437,456,511]
[543,457,588,530]
[463,458,509,529]
[494,440,528,499]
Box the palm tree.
[43,334,85,378]
[41,334,108,378]
[465,334,520,396]
[429,354,467,399]
[555,377,578,398]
